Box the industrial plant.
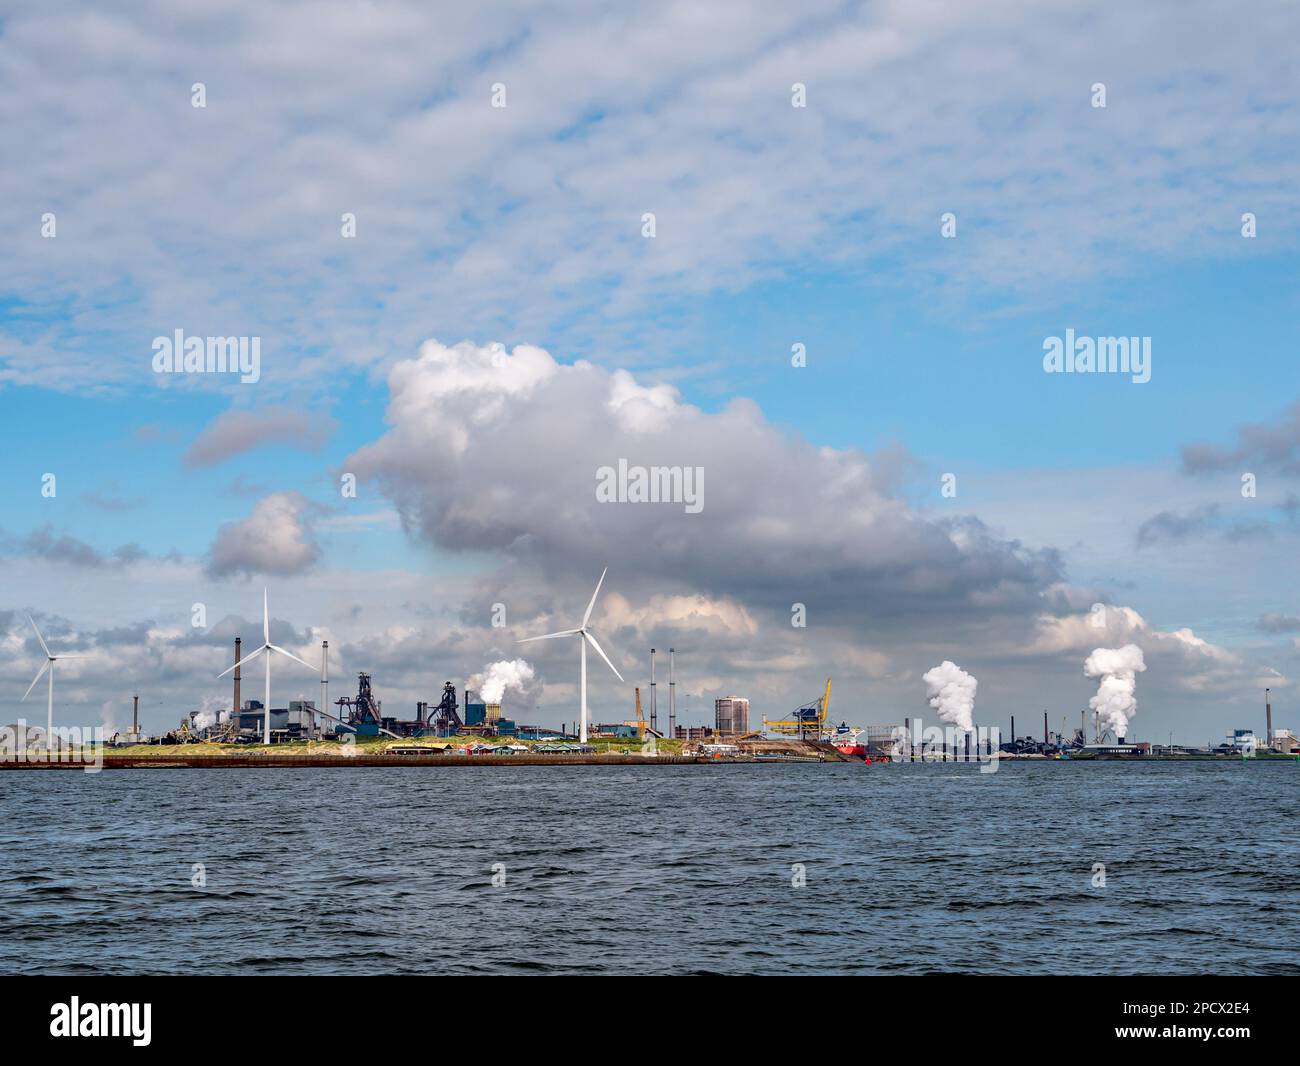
[7,580,1297,767]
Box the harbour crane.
[763,678,831,739]
[623,686,647,739]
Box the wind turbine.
[518,568,624,743]
[219,588,315,744]
[22,615,84,749]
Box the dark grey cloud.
[1182,401,1300,476]
[1137,505,1221,547]
[1137,498,1297,548]
[4,526,147,568]
[184,407,335,468]
[1257,612,1300,634]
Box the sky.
[1,0,1299,744]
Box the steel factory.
[70,582,1297,766]
[161,635,569,745]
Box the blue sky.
[2,2,1299,743]
[5,247,1296,553]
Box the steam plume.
[1084,644,1146,740]
[471,659,537,705]
[922,660,978,732]
[192,695,230,732]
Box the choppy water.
[0,760,1296,975]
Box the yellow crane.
[762,678,831,738]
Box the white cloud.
[207,492,321,578]
[2,2,1298,391]
[348,340,1060,627]
[1030,604,1287,695]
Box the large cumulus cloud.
[347,340,1063,629]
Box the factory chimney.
[1043,710,1048,745]
[668,648,676,740]
[233,637,242,716]
[132,693,139,738]
[650,648,657,735]
[321,640,329,723]
[1010,715,1015,751]
[1266,688,1273,746]
[904,717,910,762]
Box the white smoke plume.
[922,660,978,733]
[470,659,537,706]
[1084,644,1146,740]
[192,694,231,732]
[99,701,119,736]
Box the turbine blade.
[263,588,270,644]
[517,628,582,643]
[268,644,315,671]
[22,661,50,701]
[582,567,608,628]
[218,646,267,678]
[27,615,50,658]
[583,630,624,683]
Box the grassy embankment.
[101,735,689,758]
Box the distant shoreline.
[2,749,1294,770]
[1,752,767,770]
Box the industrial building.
[1261,689,1298,752]
[462,691,519,736]
[1081,741,1152,757]
[178,698,321,744]
[715,696,749,736]
[863,725,897,758]
[674,724,714,741]
[1270,728,1299,753]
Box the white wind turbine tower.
[22,615,84,748]
[518,568,624,743]
[219,588,315,744]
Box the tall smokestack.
[650,648,657,735]
[668,648,676,740]
[1044,710,1049,745]
[233,637,242,716]
[904,717,911,762]
[964,732,971,761]
[132,694,139,737]
[1266,688,1273,747]
[321,640,329,726]
[1010,715,1015,750]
